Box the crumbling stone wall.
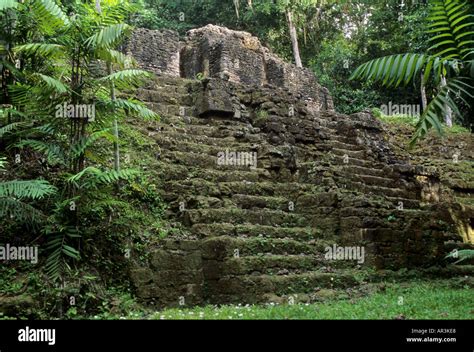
[126,25,334,112]
[124,28,180,76]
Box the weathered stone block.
[181,25,266,86]
[124,28,180,76]
[195,79,235,116]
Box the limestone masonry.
[124,25,474,307]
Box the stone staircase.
[127,75,467,307]
[125,25,472,307]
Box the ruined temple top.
[125,24,334,112]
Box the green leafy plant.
[445,249,474,264]
[351,0,474,145]
[195,72,205,81]
[0,0,158,280]
[0,156,57,225]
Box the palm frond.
[30,0,70,34]
[16,139,66,166]
[67,166,139,188]
[95,49,135,68]
[427,0,474,58]
[109,98,159,120]
[14,43,65,59]
[99,68,151,87]
[0,156,7,171]
[351,54,434,88]
[0,197,47,224]
[85,23,131,50]
[445,249,474,264]
[44,225,80,280]
[0,122,29,138]
[8,83,32,107]
[70,129,116,160]
[34,73,68,94]
[0,179,57,199]
[410,77,473,145]
[0,0,18,11]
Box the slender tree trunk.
[440,75,453,127]
[420,72,427,112]
[286,10,303,68]
[107,63,120,172]
[233,0,240,19]
[95,0,101,14]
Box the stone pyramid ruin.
[124,25,474,307]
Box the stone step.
[145,102,193,118]
[331,154,379,168]
[448,179,474,192]
[353,174,399,188]
[168,193,340,214]
[159,114,252,127]
[454,196,474,206]
[149,75,197,87]
[230,194,294,211]
[205,271,359,302]
[153,162,265,183]
[184,208,312,227]
[201,236,330,258]
[203,255,327,277]
[158,169,418,208]
[145,128,263,146]
[160,150,262,171]
[329,140,365,151]
[337,180,419,200]
[339,207,430,219]
[138,88,193,105]
[331,147,366,159]
[156,138,260,158]
[385,197,421,209]
[191,223,321,241]
[339,165,387,178]
[142,85,190,95]
[161,179,323,198]
[335,168,398,188]
[153,123,262,140]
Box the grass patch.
[145,280,473,320]
[372,109,470,135]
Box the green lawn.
[142,280,473,320]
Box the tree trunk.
[233,0,240,19]
[420,72,427,112]
[107,63,120,172]
[286,10,303,68]
[440,75,452,127]
[95,0,101,14]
